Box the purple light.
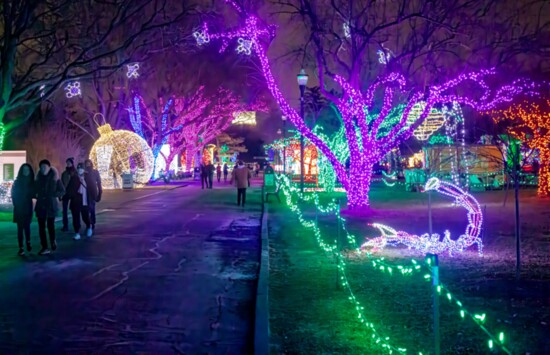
[198,7,541,208]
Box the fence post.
[427,253,441,355]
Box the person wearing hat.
[66,163,92,240]
[34,159,65,255]
[60,157,76,232]
[84,159,102,231]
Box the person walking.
[67,163,93,240]
[34,160,64,255]
[230,160,251,207]
[216,164,222,183]
[207,162,215,188]
[11,164,35,256]
[200,163,208,189]
[60,157,76,232]
[84,159,102,231]
[223,163,229,183]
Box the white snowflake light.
[65,81,81,98]
[39,85,45,98]
[193,29,210,46]
[343,23,351,38]
[377,50,391,65]
[126,63,139,79]
[236,38,253,55]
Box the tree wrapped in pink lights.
[195,1,540,208]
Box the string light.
[232,111,257,125]
[276,173,510,354]
[363,177,483,255]
[126,63,139,79]
[198,2,540,209]
[407,102,446,141]
[0,181,13,204]
[377,49,391,64]
[491,100,550,197]
[65,81,81,98]
[89,124,154,189]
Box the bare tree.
[0,0,196,149]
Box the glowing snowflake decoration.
[126,63,139,79]
[236,38,253,55]
[343,23,351,38]
[377,50,391,65]
[65,81,81,98]
[193,29,210,46]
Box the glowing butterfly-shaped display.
[65,82,81,98]
[232,111,256,125]
[126,63,139,79]
[236,38,253,55]
[193,29,210,46]
[407,101,446,141]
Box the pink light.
[197,6,541,208]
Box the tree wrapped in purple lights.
[195,1,540,208]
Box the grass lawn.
[0,211,13,222]
[269,183,550,354]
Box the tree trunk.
[185,148,197,172]
[538,149,550,197]
[514,169,521,281]
[345,158,374,209]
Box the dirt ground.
[268,183,550,354]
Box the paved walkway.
[0,180,262,353]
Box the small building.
[0,151,26,181]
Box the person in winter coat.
[216,164,222,183]
[200,163,208,189]
[60,157,76,232]
[66,163,92,240]
[207,162,215,188]
[11,164,35,256]
[34,160,65,255]
[223,163,229,183]
[84,159,102,231]
[230,160,252,207]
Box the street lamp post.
[281,115,287,175]
[297,68,309,192]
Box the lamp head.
[297,68,309,86]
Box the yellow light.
[232,111,256,125]
[407,101,446,141]
[89,124,154,189]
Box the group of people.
[11,158,102,256]
[200,162,230,189]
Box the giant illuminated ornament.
[362,177,483,255]
[197,1,539,208]
[89,124,154,189]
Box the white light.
[126,63,139,79]
[236,37,253,55]
[377,50,391,65]
[297,69,309,86]
[65,81,81,98]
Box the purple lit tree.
[195,0,543,208]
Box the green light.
[499,332,504,343]
[488,339,494,349]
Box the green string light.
[276,173,513,354]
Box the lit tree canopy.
[195,1,542,208]
[491,100,550,197]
